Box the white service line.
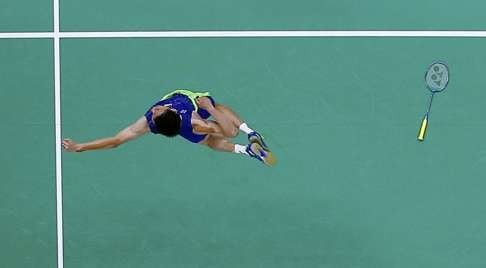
[53,0,63,267]
[0,32,54,38]
[58,30,486,38]
[2,30,486,39]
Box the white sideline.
[1,30,486,39]
[53,0,63,267]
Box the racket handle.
[417,115,428,141]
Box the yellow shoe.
[246,142,277,166]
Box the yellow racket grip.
[417,115,428,141]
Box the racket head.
[425,61,449,93]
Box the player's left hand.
[196,97,214,110]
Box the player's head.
[152,106,181,137]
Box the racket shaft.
[417,115,428,141]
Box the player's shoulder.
[131,116,150,133]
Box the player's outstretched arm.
[63,116,149,152]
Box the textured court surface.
[2,1,486,268]
[60,0,486,31]
[0,0,52,31]
[0,40,56,267]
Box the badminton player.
[62,89,276,166]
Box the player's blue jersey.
[144,92,214,143]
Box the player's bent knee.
[223,127,238,138]
[214,103,225,110]
[231,127,239,137]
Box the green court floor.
[0,39,56,267]
[2,1,486,268]
[60,0,486,31]
[59,38,486,268]
[0,0,52,31]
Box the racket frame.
[417,61,450,141]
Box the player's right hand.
[62,138,82,152]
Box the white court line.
[58,30,486,38]
[2,30,486,39]
[53,0,63,267]
[0,32,54,38]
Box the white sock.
[234,144,248,155]
[239,123,254,134]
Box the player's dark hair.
[154,110,181,137]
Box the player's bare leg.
[202,134,236,152]
[214,103,270,150]
[199,122,277,166]
[195,97,275,166]
[214,104,242,129]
